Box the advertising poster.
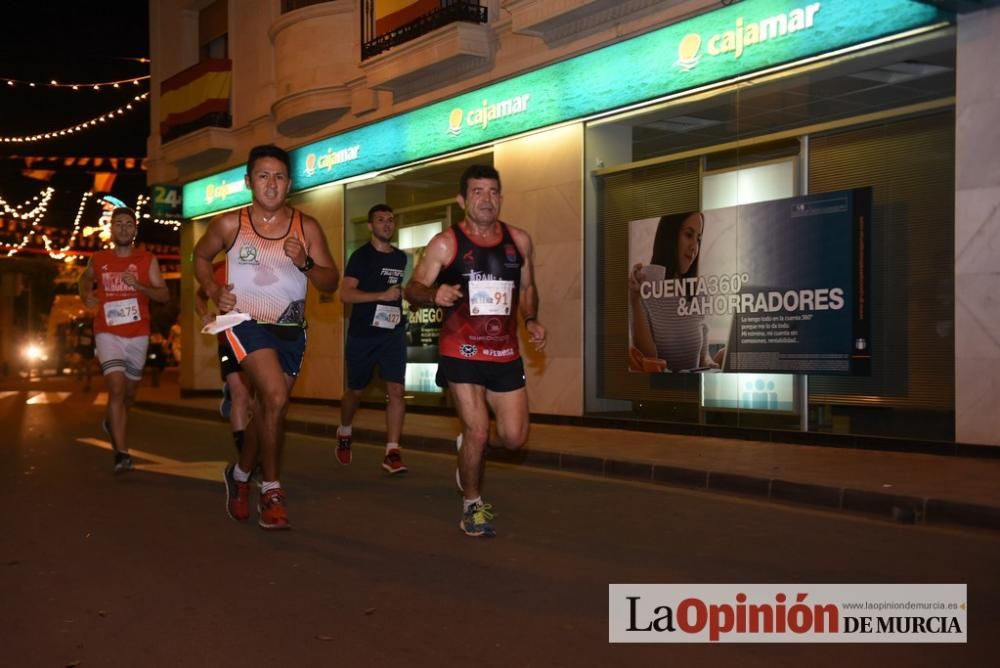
[402,245,443,393]
[404,245,442,363]
[627,188,871,376]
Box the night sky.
[0,3,157,237]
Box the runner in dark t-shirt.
[337,204,409,474]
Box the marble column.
[956,6,1000,446]
[494,124,584,416]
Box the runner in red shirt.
[78,207,170,473]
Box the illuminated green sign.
[184,166,247,218]
[183,0,947,218]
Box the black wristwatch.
[297,255,315,273]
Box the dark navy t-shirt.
[345,242,408,338]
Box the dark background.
[0,2,157,238]
[0,4,183,340]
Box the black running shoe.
[113,450,134,475]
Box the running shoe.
[220,382,232,419]
[382,448,408,475]
[455,433,463,492]
[112,450,134,475]
[336,430,352,466]
[459,502,496,538]
[258,488,291,530]
[223,463,250,522]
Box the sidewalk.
[136,376,1000,534]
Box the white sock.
[385,442,399,454]
[261,480,281,494]
[338,425,352,436]
[463,496,482,512]
[233,464,250,482]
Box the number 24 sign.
[150,184,183,217]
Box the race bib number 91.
[469,280,513,316]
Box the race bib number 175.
[104,297,141,327]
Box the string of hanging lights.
[135,194,182,231]
[2,189,182,261]
[0,187,55,220]
[1,188,56,256]
[3,74,149,90]
[0,92,150,144]
[37,191,97,261]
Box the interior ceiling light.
[847,61,953,85]
[640,115,724,133]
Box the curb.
[136,400,1000,534]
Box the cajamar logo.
[676,2,822,71]
[205,179,245,204]
[676,33,703,72]
[448,94,531,136]
[303,145,361,177]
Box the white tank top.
[225,207,308,325]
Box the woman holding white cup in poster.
[628,211,722,373]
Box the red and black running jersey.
[437,222,522,363]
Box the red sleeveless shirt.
[92,248,153,337]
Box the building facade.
[147,0,1000,447]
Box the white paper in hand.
[201,312,251,335]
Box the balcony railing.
[281,0,331,13]
[361,1,488,61]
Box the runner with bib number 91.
[404,164,546,538]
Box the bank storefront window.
[585,30,956,440]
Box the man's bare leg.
[486,387,529,451]
[237,349,291,482]
[104,371,129,453]
[105,372,141,473]
[451,382,490,500]
[386,381,405,445]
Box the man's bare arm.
[404,231,461,307]
[127,256,170,303]
[193,213,237,311]
[297,216,340,293]
[78,261,98,309]
[340,276,401,304]
[510,225,546,351]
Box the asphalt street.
[1,377,998,666]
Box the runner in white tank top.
[225,206,309,324]
[194,144,340,531]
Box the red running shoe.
[258,488,291,530]
[382,448,408,475]
[223,463,249,522]
[335,430,352,466]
